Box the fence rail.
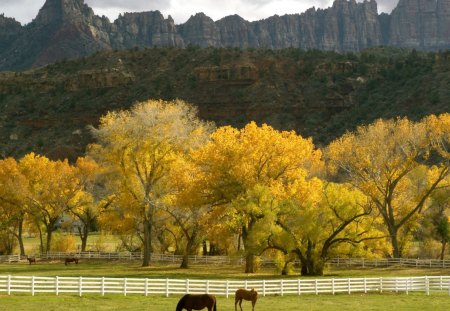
[3,253,450,269]
[1,275,450,297]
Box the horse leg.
[235,298,238,311]
[252,300,256,311]
[239,299,243,311]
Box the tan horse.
[235,288,257,311]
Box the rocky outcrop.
[112,12,184,48]
[178,13,220,47]
[0,15,23,54]
[389,0,450,50]
[1,0,450,70]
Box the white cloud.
[1,0,399,25]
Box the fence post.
[348,278,351,295]
[79,276,83,297]
[7,275,11,295]
[186,279,190,294]
[426,276,430,296]
[31,276,35,296]
[245,280,248,290]
[264,280,267,296]
[315,279,318,295]
[332,279,335,295]
[124,278,127,296]
[206,280,210,294]
[166,278,169,297]
[380,277,383,293]
[364,278,367,294]
[297,279,300,296]
[102,277,105,296]
[55,276,59,296]
[226,280,229,298]
[145,278,148,296]
[406,278,409,295]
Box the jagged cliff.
[0,0,449,70]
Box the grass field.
[2,261,450,279]
[2,293,450,311]
[2,261,450,310]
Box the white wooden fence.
[3,253,450,269]
[1,275,450,297]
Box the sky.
[1,0,400,25]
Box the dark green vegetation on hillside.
[0,47,448,160]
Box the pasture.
[2,292,450,311]
[2,261,450,310]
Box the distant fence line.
[1,275,450,297]
[2,252,450,269]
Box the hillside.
[0,47,448,160]
[1,0,450,70]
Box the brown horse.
[26,256,36,264]
[64,257,79,265]
[176,294,217,311]
[235,288,257,311]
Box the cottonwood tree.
[272,182,383,276]
[19,153,86,253]
[89,99,213,266]
[327,116,450,258]
[67,157,102,252]
[192,122,323,273]
[0,158,29,255]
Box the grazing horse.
[64,257,79,265]
[235,288,257,311]
[176,294,217,311]
[26,256,36,264]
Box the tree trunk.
[440,240,447,261]
[142,218,152,266]
[45,227,53,253]
[37,225,44,254]
[389,227,401,258]
[17,218,25,256]
[245,253,257,273]
[78,225,89,252]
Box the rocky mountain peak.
[1,0,450,70]
[34,0,92,25]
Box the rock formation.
[0,0,449,70]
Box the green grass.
[1,293,450,311]
[21,233,121,254]
[2,261,450,279]
[2,262,450,310]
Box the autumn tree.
[192,122,323,273]
[272,181,383,276]
[0,158,29,255]
[89,99,213,266]
[327,116,450,258]
[67,157,102,252]
[19,153,86,253]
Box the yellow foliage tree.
[0,158,29,255]
[273,181,384,276]
[192,122,323,272]
[19,153,87,253]
[327,116,450,258]
[89,99,213,266]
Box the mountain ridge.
[1,0,450,70]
